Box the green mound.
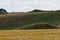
[20,22,57,29]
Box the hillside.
[0,12,60,29]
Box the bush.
[55,10,60,12]
[29,9,44,12]
[0,9,8,14]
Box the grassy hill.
[0,30,60,40]
[0,12,60,29]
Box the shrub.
[0,8,8,14]
[29,9,44,13]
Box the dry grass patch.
[0,30,59,40]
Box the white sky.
[0,0,60,12]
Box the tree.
[28,9,44,13]
[55,10,60,12]
[0,9,8,14]
[32,9,43,12]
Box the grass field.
[0,29,60,40]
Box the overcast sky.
[0,0,60,12]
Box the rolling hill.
[0,12,60,29]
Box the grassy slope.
[0,12,60,29]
